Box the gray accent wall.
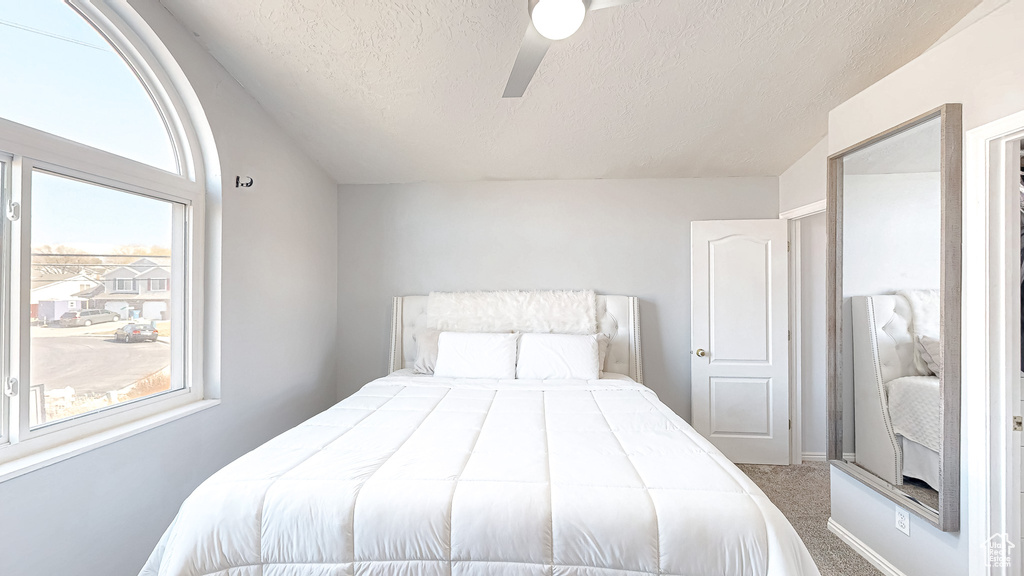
[336,178,779,420]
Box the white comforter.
[885,375,941,452]
[141,372,819,576]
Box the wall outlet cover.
[894,506,911,536]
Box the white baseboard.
[802,452,856,462]
[827,518,907,576]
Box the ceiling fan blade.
[502,21,551,98]
[588,0,639,9]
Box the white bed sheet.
[141,371,819,576]
[885,375,941,452]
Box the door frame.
[964,110,1023,575]
[781,200,825,464]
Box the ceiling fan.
[503,0,640,98]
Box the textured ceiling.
[157,0,979,184]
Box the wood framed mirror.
[826,103,962,531]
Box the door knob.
[695,348,706,357]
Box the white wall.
[780,137,828,214]
[0,2,340,575]
[831,467,965,575]
[842,173,942,297]
[821,1,1024,574]
[336,178,779,420]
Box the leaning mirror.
[827,104,962,531]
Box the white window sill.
[0,398,219,484]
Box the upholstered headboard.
[389,294,643,383]
[853,295,919,385]
[851,294,916,485]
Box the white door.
[691,219,789,464]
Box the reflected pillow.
[915,335,941,376]
[412,328,441,374]
[597,333,610,375]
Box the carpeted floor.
[737,461,882,576]
[898,477,939,510]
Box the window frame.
[0,0,213,474]
[0,154,12,449]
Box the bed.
[141,292,819,576]
[851,294,941,490]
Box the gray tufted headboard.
[389,294,643,383]
[851,294,919,486]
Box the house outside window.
[0,0,213,476]
[115,278,137,293]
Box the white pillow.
[516,333,600,380]
[915,335,941,376]
[433,332,519,379]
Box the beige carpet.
[737,461,882,576]
[898,477,939,511]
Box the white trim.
[786,207,824,465]
[803,451,856,462]
[964,109,1024,575]
[0,399,218,483]
[827,517,909,576]
[0,155,10,447]
[789,219,803,464]
[779,199,826,220]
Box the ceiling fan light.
[531,0,586,41]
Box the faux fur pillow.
[915,335,941,376]
[412,328,441,374]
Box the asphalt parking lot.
[31,327,170,396]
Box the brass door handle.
[695,348,706,357]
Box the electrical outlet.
[895,506,911,536]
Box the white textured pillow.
[412,328,441,374]
[433,332,519,379]
[516,333,600,380]
[915,335,941,376]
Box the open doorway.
[963,115,1024,574]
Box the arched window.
[0,0,177,171]
[0,0,212,467]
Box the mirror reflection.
[841,115,942,511]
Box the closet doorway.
[963,115,1024,574]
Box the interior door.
[691,219,790,464]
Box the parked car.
[115,323,159,343]
[59,309,121,327]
